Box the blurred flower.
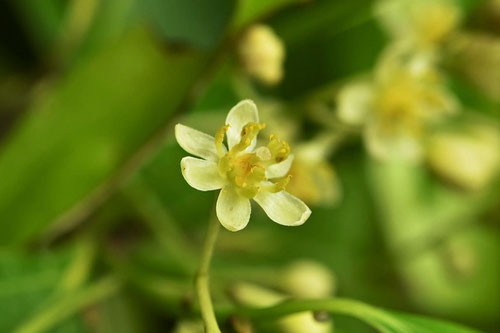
[257,101,342,206]
[238,24,285,85]
[338,45,458,162]
[286,136,342,206]
[175,100,311,231]
[426,123,500,190]
[258,100,299,143]
[231,260,335,333]
[375,0,461,49]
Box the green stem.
[236,298,409,333]
[14,276,121,333]
[196,212,222,333]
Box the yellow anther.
[267,133,291,162]
[264,175,292,193]
[231,122,266,153]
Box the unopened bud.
[238,25,285,85]
[427,124,500,190]
[281,260,336,298]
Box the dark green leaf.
[0,27,208,245]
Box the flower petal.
[266,155,294,179]
[181,157,225,191]
[226,100,259,149]
[175,124,225,161]
[254,190,311,226]
[216,186,251,231]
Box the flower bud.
[427,124,500,190]
[231,280,333,333]
[286,137,342,206]
[238,25,285,85]
[174,320,204,333]
[281,260,336,298]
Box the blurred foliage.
[0,0,499,332]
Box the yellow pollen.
[216,122,291,198]
[215,124,230,157]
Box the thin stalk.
[196,212,221,333]
[235,298,409,333]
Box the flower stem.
[196,211,221,333]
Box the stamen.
[262,175,292,193]
[215,124,230,157]
[267,134,291,162]
[231,122,266,153]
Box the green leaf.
[231,0,309,30]
[15,276,120,333]
[9,0,67,55]
[240,298,480,333]
[0,249,71,332]
[369,160,500,320]
[269,0,386,98]
[141,0,235,50]
[0,27,208,245]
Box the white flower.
[175,100,311,231]
[375,0,461,48]
[337,44,458,162]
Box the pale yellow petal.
[225,100,259,150]
[181,157,225,191]
[254,190,311,226]
[175,124,224,161]
[266,155,294,179]
[216,186,251,231]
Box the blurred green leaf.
[0,27,208,245]
[0,249,78,332]
[9,0,67,55]
[270,0,386,98]
[242,298,479,333]
[15,275,120,333]
[141,0,235,50]
[231,0,309,30]
[69,0,138,64]
[91,293,146,333]
[369,160,500,323]
[400,226,500,322]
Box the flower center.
[215,122,292,198]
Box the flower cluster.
[175,100,311,231]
